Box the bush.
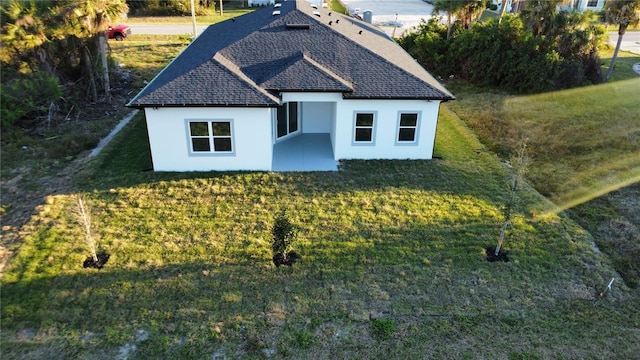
[398,14,603,93]
[0,71,62,128]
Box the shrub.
[271,209,300,266]
[370,318,396,340]
[294,329,313,348]
[398,14,603,93]
[0,71,62,128]
[271,209,297,255]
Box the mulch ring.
[83,252,110,269]
[486,246,509,262]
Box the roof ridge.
[300,53,353,91]
[213,52,280,103]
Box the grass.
[446,72,640,290]
[2,104,639,358]
[0,35,187,253]
[446,78,640,208]
[109,34,192,88]
[600,48,640,82]
[329,0,348,14]
[128,8,254,25]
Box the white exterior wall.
[333,99,441,160]
[301,102,334,133]
[144,94,442,171]
[576,0,604,11]
[144,107,272,171]
[281,93,441,161]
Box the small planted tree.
[271,209,300,267]
[489,139,530,262]
[74,195,109,269]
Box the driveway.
[340,0,435,36]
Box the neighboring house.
[248,0,275,6]
[572,0,605,11]
[127,0,454,172]
[493,0,604,13]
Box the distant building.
[248,0,274,7]
[492,0,604,14]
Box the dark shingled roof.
[127,0,454,108]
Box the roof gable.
[253,52,353,92]
[128,0,453,108]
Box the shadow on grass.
[78,112,510,210]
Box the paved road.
[130,0,434,37]
[129,24,206,37]
[608,31,640,55]
[129,8,640,55]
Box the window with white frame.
[587,0,598,6]
[354,112,375,143]
[397,113,419,143]
[188,120,233,154]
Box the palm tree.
[433,0,465,40]
[60,0,129,103]
[520,0,561,36]
[1,0,53,74]
[458,0,486,29]
[603,0,640,81]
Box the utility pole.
[190,0,198,38]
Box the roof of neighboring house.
[127,0,454,108]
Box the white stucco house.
[572,0,605,11]
[127,0,454,172]
[248,0,275,7]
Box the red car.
[108,24,131,41]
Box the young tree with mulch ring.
[271,209,300,267]
[74,194,109,269]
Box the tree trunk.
[219,0,224,16]
[36,48,56,75]
[98,34,111,104]
[605,25,627,82]
[82,45,98,103]
[498,0,508,23]
[495,221,508,255]
[190,0,198,38]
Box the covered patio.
[272,133,338,171]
